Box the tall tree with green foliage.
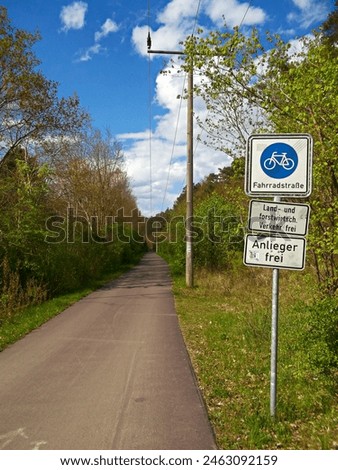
[182,23,337,293]
[0,8,144,317]
[0,6,88,165]
[0,147,49,274]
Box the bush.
[0,258,47,324]
[158,217,186,275]
[304,297,338,376]
[194,193,243,270]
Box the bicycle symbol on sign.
[263,151,295,171]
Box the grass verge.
[172,266,337,450]
[0,263,136,352]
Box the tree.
[43,128,137,227]
[183,29,271,159]
[0,7,88,165]
[183,26,337,293]
[260,36,337,293]
[321,0,338,46]
[0,147,50,281]
[0,7,143,308]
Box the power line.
[192,0,202,35]
[191,0,253,167]
[147,0,153,215]
[239,0,252,29]
[149,0,249,213]
[161,73,186,213]
[160,0,202,212]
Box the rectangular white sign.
[246,134,312,197]
[244,235,306,270]
[248,200,310,236]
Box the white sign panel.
[244,235,306,270]
[246,134,312,197]
[248,200,310,236]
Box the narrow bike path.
[0,253,216,450]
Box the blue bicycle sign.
[263,151,295,170]
[260,143,298,179]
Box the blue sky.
[1,0,334,215]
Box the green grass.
[0,264,135,351]
[172,266,338,450]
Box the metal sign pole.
[245,133,312,418]
[270,195,280,418]
[270,266,279,417]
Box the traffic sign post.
[244,133,313,418]
[248,200,310,237]
[246,134,313,197]
[244,234,306,270]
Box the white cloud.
[288,0,331,28]
[118,70,188,214]
[132,24,189,57]
[132,0,267,58]
[78,43,102,62]
[118,131,151,141]
[119,65,231,216]
[132,0,206,57]
[60,1,88,32]
[128,0,268,215]
[292,0,312,8]
[78,18,119,62]
[203,0,267,27]
[157,0,198,25]
[94,18,119,42]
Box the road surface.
[0,252,216,450]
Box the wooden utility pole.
[185,65,194,287]
[148,46,194,287]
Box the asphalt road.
[0,252,216,450]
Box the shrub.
[304,297,338,376]
[0,258,47,324]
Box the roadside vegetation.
[0,7,146,342]
[172,267,337,449]
[158,7,337,450]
